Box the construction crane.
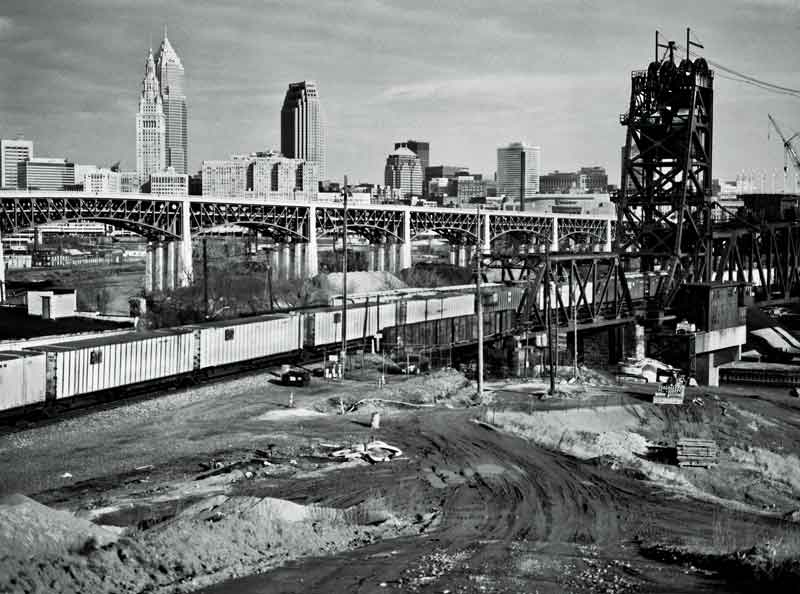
[768,114,800,176]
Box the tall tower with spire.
[136,48,166,177]
[156,27,188,175]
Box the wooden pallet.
[677,438,718,468]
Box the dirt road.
[200,410,748,594]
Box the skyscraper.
[384,147,423,198]
[281,81,326,180]
[394,140,429,176]
[497,142,541,209]
[136,48,166,177]
[156,29,188,175]
[1,138,33,189]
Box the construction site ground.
[2,362,800,593]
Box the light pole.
[475,204,484,400]
[340,176,349,377]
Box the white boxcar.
[30,329,195,400]
[306,305,377,347]
[191,314,303,369]
[439,294,475,319]
[0,351,47,412]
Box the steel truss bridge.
[0,191,613,292]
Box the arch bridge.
[0,191,613,294]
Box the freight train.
[0,271,672,416]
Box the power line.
[673,41,800,98]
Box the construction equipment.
[768,114,800,177]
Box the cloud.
[0,16,12,38]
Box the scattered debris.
[330,441,403,464]
[346,398,436,413]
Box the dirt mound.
[303,271,407,305]
[0,494,119,559]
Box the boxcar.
[29,329,195,400]
[190,314,303,369]
[0,351,47,412]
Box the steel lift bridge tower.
[616,29,713,310]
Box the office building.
[84,169,121,193]
[249,151,317,201]
[201,152,317,200]
[201,155,252,198]
[17,158,75,191]
[150,166,188,195]
[1,138,34,189]
[156,29,188,174]
[281,81,326,179]
[497,142,541,208]
[384,147,423,199]
[120,171,145,193]
[395,140,429,191]
[136,48,166,177]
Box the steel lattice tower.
[616,31,714,309]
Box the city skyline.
[0,1,797,184]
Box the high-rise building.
[1,138,34,189]
[497,142,541,209]
[395,140,430,192]
[156,29,188,175]
[136,48,166,178]
[384,147,423,199]
[17,158,75,191]
[281,81,326,180]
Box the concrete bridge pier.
[154,242,164,292]
[457,244,467,268]
[280,243,291,281]
[144,242,154,294]
[269,247,279,276]
[179,199,193,287]
[551,217,559,252]
[388,241,397,273]
[293,243,304,279]
[306,205,318,277]
[377,243,386,272]
[400,210,412,270]
[165,241,176,291]
[449,245,457,266]
[367,245,376,272]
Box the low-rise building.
[150,166,188,196]
[17,158,75,191]
[84,168,121,193]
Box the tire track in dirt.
[199,410,744,594]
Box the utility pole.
[340,175,349,376]
[545,248,555,395]
[203,237,209,318]
[476,205,484,400]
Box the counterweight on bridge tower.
[615,28,714,309]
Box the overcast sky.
[1,0,798,185]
